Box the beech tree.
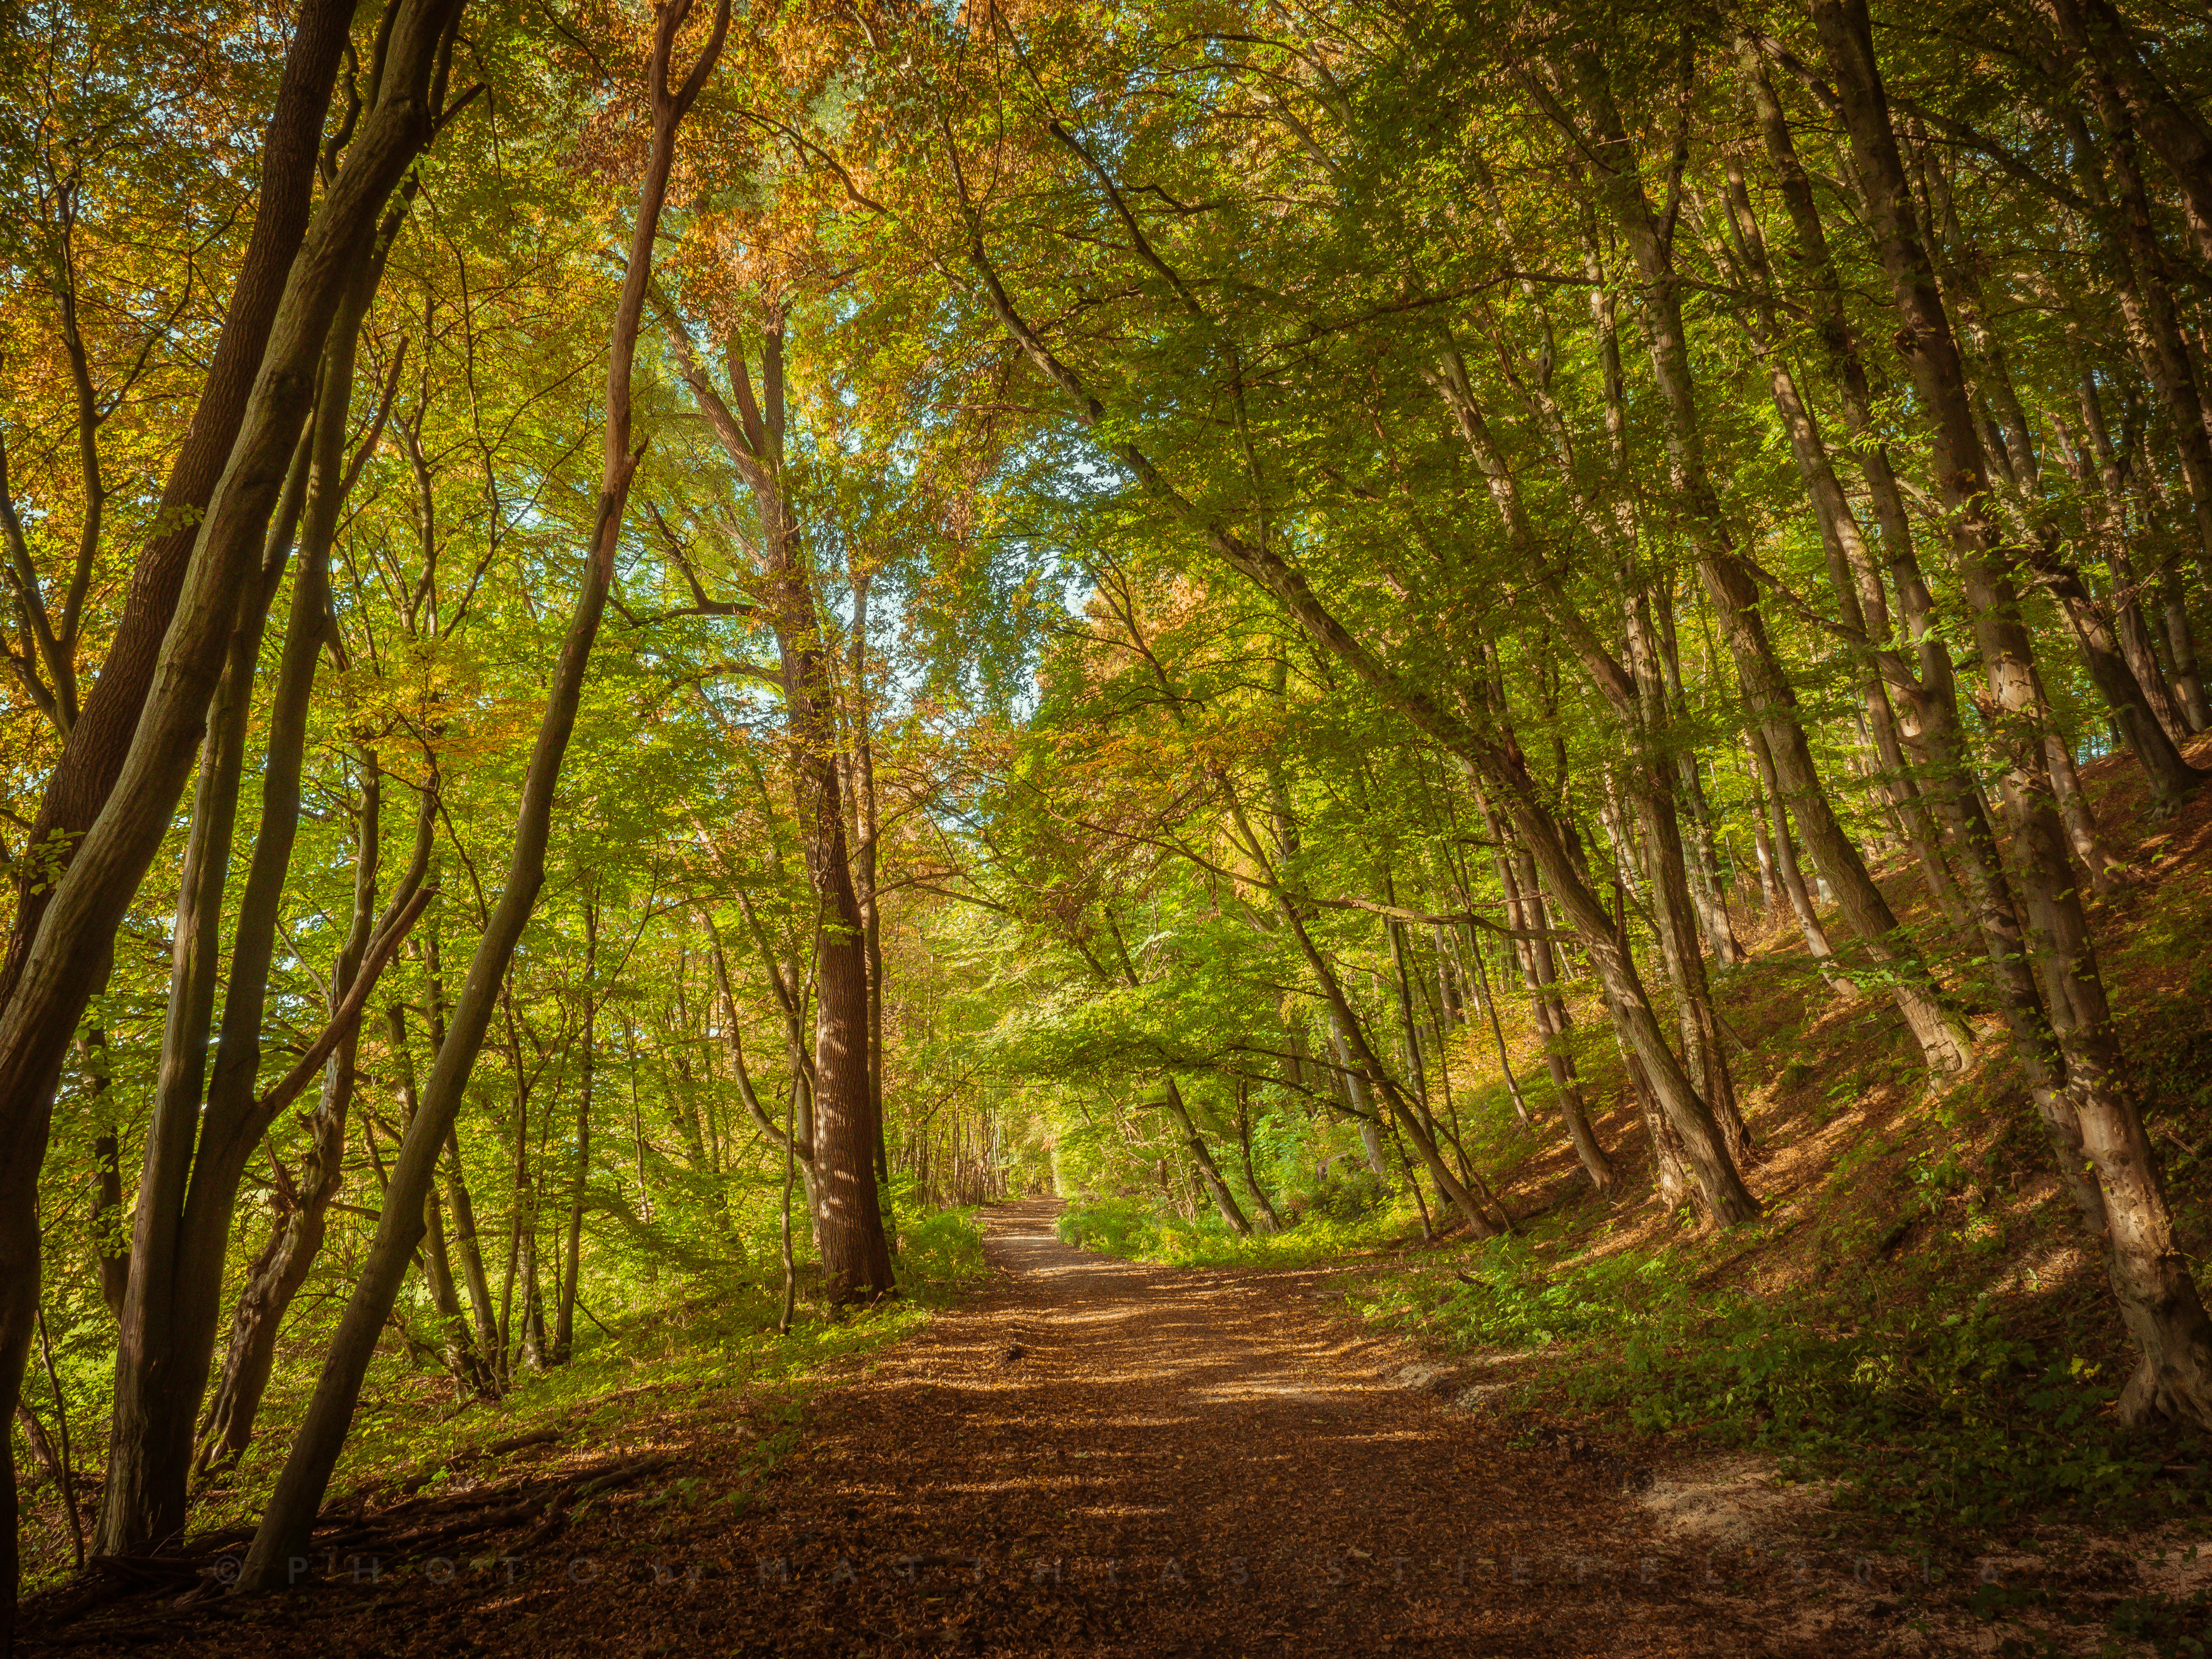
[6,0,2212,1625]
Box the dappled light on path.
[41,1202,1889,1656]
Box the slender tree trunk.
[1749,728,1855,997]
[86,1025,127,1321]
[99,211,415,1556]
[850,574,895,1250]
[553,897,596,1365]
[1161,1078,1251,1234]
[661,305,893,1303]
[1820,0,2212,1427]
[426,928,499,1360]
[1566,52,1973,1081]
[2044,722,2132,894]
[0,2,397,1602]
[1713,135,1963,922]
[1233,1082,1283,1232]
[1329,1018,1388,1177]
[192,755,408,1475]
[386,998,490,1393]
[1493,839,1615,1192]
[778,1076,799,1336]
[236,6,731,1585]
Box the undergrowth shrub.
[897,1207,988,1298]
[1299,1169,1390,1223]
[1366,1236,2212,1533]
[1056,1194,1410,1267]
[1055,1197,1162,1257]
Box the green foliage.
[1056,1193,1412,1267]
[1299,1169,1392,1223]
[896,1207,989,1301]
[1056,1196,1164,1258]
[1360,1239,2212,1535]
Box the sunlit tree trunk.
[236,2,731,1584]
[1819,0,2212,1428]
[553,893,596,1364]
[1563,52,1974,1083]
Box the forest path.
[52,1202,1871,1657]
[489,1199,1842,1657]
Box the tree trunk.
[553,896,596,1365]
[192,753,403,1476]
[98,201,414,1557]
[0,0,353,1012]
[1161,1078,1251,1234]
[1494,840,1615,1193]
[236,4,730,1586]
[426,928,500,1359]
[387,999,492,1393]
[87,1025,127,1320]
[1327,1017,1389,1177]
[1232,1082,1283,1232]
[1566,52,1973,1082]
[660,302,895,1303]
[1819,0,2212,1428]
[1712,131,1963,923]
[0,4,374,1597]
[2044,723,2132,895]
[1748,728,1855,997]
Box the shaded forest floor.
[23,1200,1963,1657]
[1059,735,2212,1655]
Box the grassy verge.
[18,1207,988,1588]
[1054,1191,1420,1268]
[1354,1209,2212,1538]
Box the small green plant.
[1907,1150,1972,1214]
[897,1206,988,1300]
[1367,1233,2212,1535]
[1055,1193,1412,1267]
[1056,1196,1163,1257]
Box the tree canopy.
[5,0,2212,1631]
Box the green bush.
[1364,1235,2212,1534]
[1056,1196,1162,1257]
[898,1207,988,1298]
[1056,1193,1412,1267]
[1299,1169,1389,1223]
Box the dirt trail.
[44,1202,1878,1656]
[490,1201,1843,1656]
